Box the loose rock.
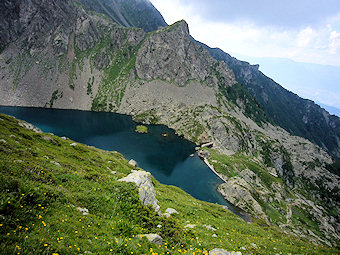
[50,161,61,167]
[209,249,242,255]
[18,121,42,133]
[184,224,196,229]
[137,234,163,245]
[77,207,89,216]
[128,159,138,167]
[163,208,179,217]
[203,224,217,231]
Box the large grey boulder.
[119,170,160,211]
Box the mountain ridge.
[197,43,340,159]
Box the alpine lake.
[0,106,249,220]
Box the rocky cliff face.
[0,0,339,247]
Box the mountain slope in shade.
[77,0,167,32]
[235,56,340,116]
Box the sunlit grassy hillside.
[0,114,338,254]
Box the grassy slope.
[0,114,338,254]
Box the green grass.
[0,114,338,254]
[135,125,148,134]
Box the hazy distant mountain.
[318,103,340,117]
[234,56,340,116]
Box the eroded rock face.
[135,20,235,87]
[218,177,269,223]
[0,0,77,54]
[119,170,160,211]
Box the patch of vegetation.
[325,160,340,176]
[87,76,95,95]
[68,61,77,90]
[0,44,6,54]
[218,82,271,126]
[135,110,160,124]
[257,138,274,167]
[0,114,337,254]
[8,52,34,88]
[135,125,148,134]
[49,90,63,108]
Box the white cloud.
[329,30,340,54]
[297,27,315,47]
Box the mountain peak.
[171,20,190,35]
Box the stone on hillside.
[50,161,61,167]
[203,224,217,231]
[43,136,60,145]
[128,159,138,167]
[137,234,163,245]
[212,234,217,237]
[77,207,89,216]
[163,208,179,217]
[70,143,77,146]
[119,170,160,211]
[18,121,42,133]
[0,139,6,143]
[209,248,242,255]
[184,224,196,229]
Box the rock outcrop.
[218,177,269,223]
[119,170,160,211]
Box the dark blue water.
[0,106,247,219]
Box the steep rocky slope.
[0,0,339,247]
[200,44,340,159]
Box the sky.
[149,0,340,114]
[150,0,340,66]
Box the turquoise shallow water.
[0,106,248,219]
